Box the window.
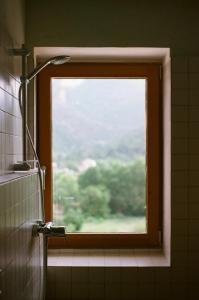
[37,63,162,248]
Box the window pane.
[52,78,146,233]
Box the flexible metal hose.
[18,85,47,300]
[18,85,45,222]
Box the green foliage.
[53,172,79,205]
[53,172,83,230]
[63,208,83,231]
[53,158,146,231]
[78,166,103,188]
[78,159,146,216]
[80,185,110,218]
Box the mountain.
[52,78,146,161]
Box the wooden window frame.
[37,63,162,249]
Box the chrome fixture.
[32,220,66,237]
[10,44,70,169]
[26,55,71,82]
[9,45,70,300]
[8,45,70,300]
[10,44,71,221]
[32,220,66,300]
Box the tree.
[80,185,110,218]
[53,172,79,208]
[78,166,102,188]
[78,159,146,216]
[63,208,83,231]
[110,160,146,215]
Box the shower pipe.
[10,45,70,300]
[10,44,70,221]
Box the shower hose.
[18,85,47,300]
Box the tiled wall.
[0,1,44,300]
[0,174,43,300]
[45,57,199,300]
[0,24,22,176]
[25,2,199,299]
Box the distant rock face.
[52,78,146,161]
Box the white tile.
[190,74,199,89]
[189,107,199,122]
[172,57,188,73]
[172,106,188,122]
[172,89,188,106]
[172,73,188,89]
[189,57,199,73]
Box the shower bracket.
[8,46,31,57]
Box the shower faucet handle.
[32,220,66,237]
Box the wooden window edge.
[37,63,162,249]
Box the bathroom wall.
[45,56,199,300]
[0,174,43,300]
[0,0,24,175]
[0,1,43,299]
[26,0,199,55]
[25,1,199,300]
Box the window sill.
[48,249,170,267]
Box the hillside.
[52,78,146,162]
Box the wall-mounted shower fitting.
[32,220,66,300]
[9,44,71,171]
[9,44,71,223]
[32,220,66,237]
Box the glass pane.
[52,78,146,233]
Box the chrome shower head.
[27,55,71,81]
[51,55,71,65]
[10,46,71,82]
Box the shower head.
[27,55,71,82]
[10,46,71,82]
[50,55,71,65]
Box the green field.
[54,214,146,233]
[79,216,146,233]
